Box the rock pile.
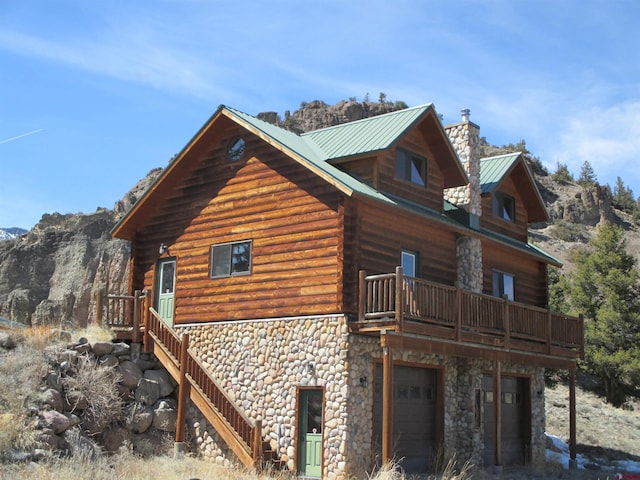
[8,332,178,462]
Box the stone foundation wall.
[175,317,546,476]
[176,315,353,479]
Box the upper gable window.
[395,149,427,187]
[210,240,252,278]
[227,136,246,162]
[493,191,515,223]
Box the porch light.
[359,376,368,388]
[159,243,169,255]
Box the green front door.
[298,388,323,478]
[156,259,176,326]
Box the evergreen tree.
[577,161,597,186]
[552,162,574,183]
[612,176,636,214]
[568,223,640,405]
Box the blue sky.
[1,0,639,230]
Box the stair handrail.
[144,307,263,468]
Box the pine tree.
[612,176,636,214]
[577,161,597,186]
[568,223,640,405]
[551,162,573,183]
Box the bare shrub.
[62,356,124,434]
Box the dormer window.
[396,149,427,187]
[493,191,515,223]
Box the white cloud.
[554,101,640,186]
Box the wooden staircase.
[97,291,278,471]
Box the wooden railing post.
[395,266,403,332]
[503,294,510,350]
[455,284,462,342]
[132,290,141,343]
[358,270,367,321]
[253,419,263,470]
[578,314,585,359]
[175,333,190,444]
[547,309,553,354]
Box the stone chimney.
[444,109,483,293]
[444,109,482,217]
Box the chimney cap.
[461,109,471,122]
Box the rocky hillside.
[0,169,162,327]
[0,99,637,328]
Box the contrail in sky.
[0,128,44,145]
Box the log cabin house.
[102,103,583,478]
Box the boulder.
[42,388,64,413]
[126,404,154,434]
[118,360,143,389]
[144,369,175,397]
[98,354,119,367]
[91,341,113,356]
[111,342,130,357]
[152,399,177,432]
[135,377,161,406]
[42,410,72,434]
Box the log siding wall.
[480,176,529,242]
[132,128,344,323]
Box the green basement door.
[297,388,323,478]
[156,258,176,326]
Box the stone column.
[445,109,483,293]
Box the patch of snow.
[546,433,640,477]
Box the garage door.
[483,375,529,465]
[373,365,438,473]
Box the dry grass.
[0,453,296,480]
[546,378,640,464]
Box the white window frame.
[401,249,418,278]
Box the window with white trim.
[492,270,515,300]
[401,249,418,278]
[210,240,252,278]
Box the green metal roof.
[114,104,557,265]
[480,152,521,193]
[301,104,434,159]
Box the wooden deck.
[355,267,584,361]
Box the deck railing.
[96,290,146,342]
[357,267,584,359]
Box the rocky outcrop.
[2,331,177,462]
[257,99,406,133]
[0,169,162,327]
[544,182,615,226]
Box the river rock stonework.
[177,317,545,477]
[178,315,352,479]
